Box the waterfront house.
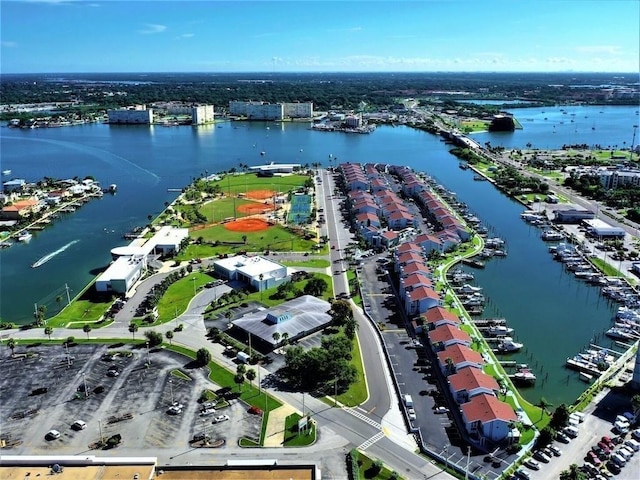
[396,242,423,256]
[370,178,387,194]
[428,324,472,350]
[2,178,26,193]
[448,367,500,404]
[0,198,41,220]
[353,198,379,216]
[380,230,400,248]
[436,230,461,252]
[437,344,484,375]
[404,286,440,316]
[398,261,430,279]
[355,212,381,229]
[401,273,434,294]
[460,393,518,446]
[387,210,415,230]
[422,307,461,330]
[414,233,443,254]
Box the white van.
[564,425,579,438]
[403,394,414,408]
[624,438,640,451]
[567,416,580,427]
[618,446,633,459]
[71,420,87,430]
[570,411,585,423]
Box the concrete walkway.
[263,404,299,447]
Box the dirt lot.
[0,344,262,455]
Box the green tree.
[246,368,256,388]
[559,464,587,480]
[550,404,570,430]
[536,397,553,421]
[145,330,163,347]
[234,372,245,392]
[7,338,16,357]
[196,347,211,366]
[165,330,174,345]
[83,324,92,339]
[128,323,138,340]
[344,316,358,340]
[44,326,53,341]
[330,299,353,326]
[272,331,281,346]
[303,277,328,297]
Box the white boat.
[458,283,483,294]
[2,169,11,175]
[496,337,523,353]
[512,369,537,385]
[487,325,514,337]
[541,230,564,241]
[579,372,594,383]
[17,231,33,242]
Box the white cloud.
[139,24,167,35]
[575,45,622,55]
[1,41,18,48]
[176,33,194,39]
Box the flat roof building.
[213,255,289,291]
[582,218,626,238]
[232,295,332,349]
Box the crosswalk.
[357,431,385,450]
[344,407,382,429]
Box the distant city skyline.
[1,0,639,74]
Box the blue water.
[1,105,637,404]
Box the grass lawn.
[346,270,362,307]
[336,335,367,406]
[283,413,316,447]
[196,197,257,223]
[48,297,113,328]
[155,272,216,322]
[208,173,310,196]
[459,120,490,133]
[281,259,330,268]
[171,369,192,381]
[355,450,402,480]
[186,223,317,253]
[591,257,625,277]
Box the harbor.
[1,106,638,405]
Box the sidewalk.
[263,403,298,447]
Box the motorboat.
[541,230,564,241]
[511,368,537,385]
[17,231,33,242]
[487,325,514,337]
[496,337,523,353]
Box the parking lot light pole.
[192,277,197,297]
[169,380,174,404]
[82,372,88,398]
[98,419,104,444]
[146,342,150,365]
[202,419,208,444]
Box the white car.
[167,405,182,415]
[434,406,449,414]
[524,459,540,470]
[548,445,562,456]
[200,408,216,416]
[46,429,61,440]
[212,414,229,424]
[407,408,417,421]
[71,420,86,430]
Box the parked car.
[556,432,570,443]
[107,365,119,377]
[248,406,263,415]
[513,468,530,480]
[167,405,182,415]
[200,408,216,416]
[524,459,540,470]
[606,461,621,474]
[587,451,601,466]
[71,420,86,430]
[434,406,449,414]
[46,430,61,440]
[212,414,230,424]
[533,450,550,463]
[624,438,640,451]
[548,445,562,456]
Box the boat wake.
[32,240,79,268]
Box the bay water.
[1,105,637,404]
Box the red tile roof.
[460,393,517,423]
[449,367,500,393]
[423,307,460,324]
[437,344,483,368]
[428,324,471,345]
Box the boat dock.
[472,318,507,327]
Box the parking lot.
[0,344,261,455]
[527,388,639,480]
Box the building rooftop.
[461,393,518,423]
[215,255,285,280]
[232,295,332,347]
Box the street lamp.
[98,419,104,444]
[202,419,208,444]
[169,379,174,404]
[192,277,197,297]
[82,372,88,398]
[146,341,151,365]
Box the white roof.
[148,225,189,247]
[96,255,144,282]
[216,255,284,279]
[249,163,301,171]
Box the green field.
[459,119,490,133]
[185,223,317,254]
[336,336,367,406]
[209,173,310,196]
[281,259,331,268]
[155,272,215,322]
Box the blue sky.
[1,0,639,73]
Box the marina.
[1,105,637,405]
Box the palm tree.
[246,368,256,388]
[83,324,92,339]
[165,331,174,345]
[7,338,16,357]
[281,332,289,347]
[44,326,53,341]
[536,397,552,421]
[559,463,587,480]
[272,332,280,347]
[129,323,138,340]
